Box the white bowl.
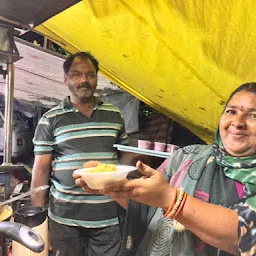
[73,165,137,189]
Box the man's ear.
[64,75,67,85]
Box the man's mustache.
[78,83,91,89]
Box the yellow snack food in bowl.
[0,205,13,221]
[85,163,118,173]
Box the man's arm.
[31,154,52,207]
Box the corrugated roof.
[0,38,120,108]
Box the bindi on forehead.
[239,105,244,111]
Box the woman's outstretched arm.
[103,161,240,255]
[175,194,238,255]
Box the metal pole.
[43,36,48,49]
[3,64,14,164]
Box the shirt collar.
[62,96,103,109]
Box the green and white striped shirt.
[33,96,128,228]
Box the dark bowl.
[14,206,47,228]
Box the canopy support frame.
[3,64,14,165]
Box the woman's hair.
[63,52,99,75]
[226,82,256,105]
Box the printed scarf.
[215,129,256,209]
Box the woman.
[74,82,256,255]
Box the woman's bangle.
[164,187,177,217]
[173,190,188,219]
[164,187,187,219]
[168,188,185,218]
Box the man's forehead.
[70,57,95,70]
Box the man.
[31,52,129,256]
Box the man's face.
[64,57,97,102]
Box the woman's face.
[219,91,256,156]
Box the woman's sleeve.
[234,203,256,255]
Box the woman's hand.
[73,161,104,194]
[104,161,174,210]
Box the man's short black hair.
[63,52,99,75]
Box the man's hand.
[73,161,104,194]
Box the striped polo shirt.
[33,96,129,228]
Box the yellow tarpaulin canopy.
[36,0,256,143]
